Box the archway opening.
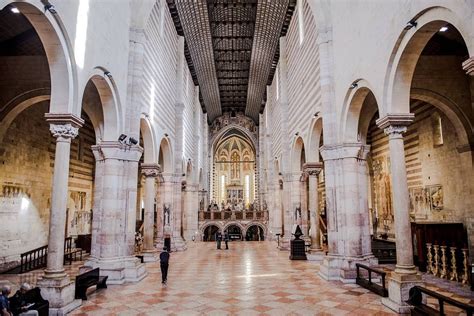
[226,225,243,241]
[246,225,265,241]
[203,225,219,242]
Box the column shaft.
[387,129,415,273]
[308,175,321,250]
[144,176,155,250]
[45,138,71,277]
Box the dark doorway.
[246,225,264,241]
[203,225,219,241]
[227,225,242,241]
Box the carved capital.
[302,162,323,177]
[462,56,474,76]
[45,113,83,141]
[49,123,79,140]
[141,163,161,178]
[383,125,407,139]
[376,113,414,140]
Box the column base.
[382,272,423,314]
[156,236,187,252]
[307,249,325,262]
[279,237,290,251]
[37,275,81,315]
[84,256,147,285]
[318,254,378,283]
[142,249,159,263]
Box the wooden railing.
[19,237,82,273]
[20,245,48,274]
[355,263,388,297]
[406,286,473,316]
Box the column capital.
[320,143,370,161]
[141,163,161,178]
[462,56,474,76]
[376,113,414,139]
[302,162,323,176]
[45,113,84,141]
[92,141,143,162]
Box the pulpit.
[290,225,307,260]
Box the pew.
[355,263,388,297]
[75,268,108,300]
[406,286,473,316]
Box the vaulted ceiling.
[167,0,296,124]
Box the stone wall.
[0,103,95,268]
[367,102,472,240]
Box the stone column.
[303,162,324,254]
[140,163,161,262]
[86,141,147,284]
[377,114,422,314]
[37,114,83,315]
[318,143,376,281]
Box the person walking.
[224,231,229,250]
[159,247,170,286]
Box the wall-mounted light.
[295,132,299,136]
[10,7,20,14]
[44,2,57,14]
[314,111,320,117]
[128,137,138,145]
[350,82,358,89]
[104,71,112,79]
[404,20,417,31]
[164,133,169,137]
[118,134,127,143]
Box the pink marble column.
[377,114,422,314]
[303,162,323,252]
[140,163,161,262]
[37,113,83,314]
[377,115,416,274]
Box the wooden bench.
[10,287,49,316]
[75,268,108,300]
[406,286,473,316]
[356,263,388,297]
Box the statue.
[164,203,170,225]
[294,203,302,221]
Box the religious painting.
[428,184,443,211]
[67,191,91,236]
[372,157,393,224]
[409,187,428,219]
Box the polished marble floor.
[2,241,472,315]
[71,242,397,315]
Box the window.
[245,175,250,205]
[431,112,444,146]
[297,0,305,45]
[221,175,226,203]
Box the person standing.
[224,231,229,250]
[216,231,222,249]
[159,247,170,286]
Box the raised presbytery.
[0,0,473,315]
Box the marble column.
[303,162,323,253]
[86,141,147,284]
[319,143,376,281]
[141,163,161,262]
[377,114,422,314]
[37,114,83,315]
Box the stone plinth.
[142,249,159,262]
[85,256,147,285]
[382,272,423,314]
[37,276,81,315]
[319,254,378,283]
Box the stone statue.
[164,203,170,225]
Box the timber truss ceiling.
[167,0,296,124]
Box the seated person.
[1,285,12,316]
[9,284,38,316]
